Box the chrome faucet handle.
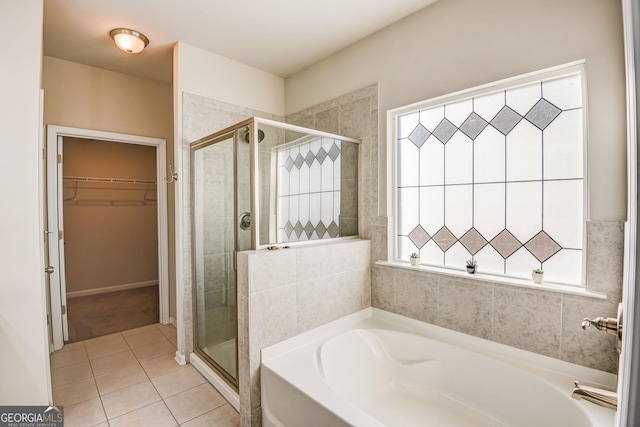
[581,316,618,333]
[580,303,623,353]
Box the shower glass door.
[192,128,248,387]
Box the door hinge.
[61,305,66,315]
[57,154,62,164]
[58,230,63,240]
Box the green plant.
[533,268,543,274]
[466,259,477,267]
[410,252,420,259]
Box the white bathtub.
[261,308,616,427]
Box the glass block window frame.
[275,136,342,243]
[390,62,587,286]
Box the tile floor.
[50,323,240,427]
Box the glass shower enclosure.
[190,117,360,389]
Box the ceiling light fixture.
[109,28,149,54]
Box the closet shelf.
[63,176,157,203]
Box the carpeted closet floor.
[66,286,159,342]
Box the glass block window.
[393,66,585,285]
[277,137,342,242]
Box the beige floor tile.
[95,363,147,395]
[151,366,206,399]
[122,324,158,337]
[90,349,138,376]
[155,324,177,340]
[63,397,107,427]
[139,353,183,379]
[50,346,88,368]
[52,377,98,406]
[181,404,240,427]
[101,380,161,420]
[58,341,85,353]
[51,360,93,387]
[164,383,227,424]
[124,328,166,349]
[85,333,130,360]
[108,401,177,427]
[131,338,175,361]
[93,424,109,427]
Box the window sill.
[375,260,607,300]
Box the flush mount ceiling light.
[109,28,149,54]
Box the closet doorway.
[46,126,169,350]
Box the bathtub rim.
[262,307,616,390]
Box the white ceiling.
[43,0,438,83]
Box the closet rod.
[63,176,156,185]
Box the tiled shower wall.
[180,93,283,364]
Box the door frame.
[46,125,169,350]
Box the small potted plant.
[532,268,544,283]
[409,252,420,266]
[466,259,477,274]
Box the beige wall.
[42,57,177,317]
[63,138,158,293]
[0,0,50,404]
[285,0,627,221]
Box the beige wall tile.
[248,250,296,293]
[561,295,619,373]
[249,285,297,351]
[493,286,562,358]
[438,279,493,339]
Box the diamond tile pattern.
[394,72,584,283]
[525,98,562,130]
[525,231,562,262]
[432,226,457,252]
[408,225,431,249]
[459,228,488,255]
[277,136,344,243]
[432,118,458,144]
[490,106,522,135]
[285,157,294,172]
[490,230,522,259]
[327,221,340,238]
[328,143,341,162]
[409,124,431,148]
[316,148,328,164]
[460,112,489,140]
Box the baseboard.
[66,280,158,298]
[169,316,177,327]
